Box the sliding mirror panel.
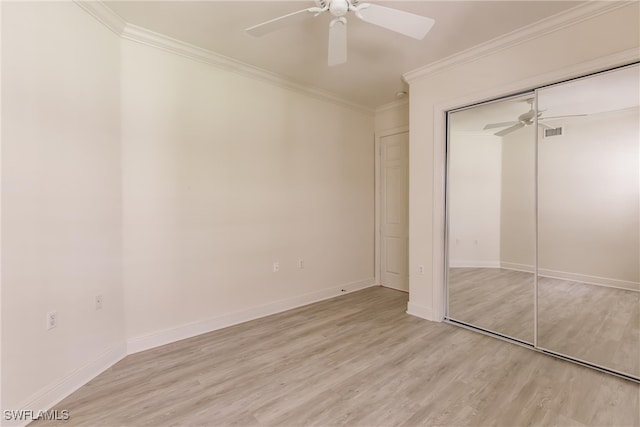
[447,94,535,344]
[537,64,640,378]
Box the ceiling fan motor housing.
[329,0,350,17]
[247,0,435,66]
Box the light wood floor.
[448,268,535,343]
[448,268,640,378]
[32,287,638,426]
[538,276,640,377]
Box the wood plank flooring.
[448,268,535,343]
[538,276,640,377]
[448,267,640,378]
[31,286,639,426]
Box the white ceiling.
[105,1,583,109]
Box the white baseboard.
[538,269,639,291]
[406,301,436,322]
[449,260,501,268]
[500,262,639,291]
[126,278,378,354]
[500,262,534,273]
[8,343,127,427]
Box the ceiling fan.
[245,0,435,66]
[484,99,587,137]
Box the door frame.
[430,49,639,323]
[375,126,409,289]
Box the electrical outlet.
[419,265,424,274]
[273,262,279,273]
[96,295,103,310]
[46,311,58,330]
[298,259,304,269]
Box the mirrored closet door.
[447,93,536,344]
[536,65,639,378]
[446,63,640,381]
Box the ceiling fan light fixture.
[245,0,435,65]
[329,0,349,17]
[484,100,589,136]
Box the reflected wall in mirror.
[537,64,640,377]
[447,94,535,344]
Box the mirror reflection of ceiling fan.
[483,98,587,137]
[246,0,435,66]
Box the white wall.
[447,107,638,289]
[121,39,375,347]
[1,1,125,415]
[405,2,640,321]
[1,0,376,418]
[500,126,536,269]
[447,132,502,267]
[537,108,639,286]
[498,108,639,288]
[375,101,408,133]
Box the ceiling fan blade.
[328,17,347,66]
[483,121,519,130]
[355,3,435,40]
[246,8,318,37]
[539,114,588,121]
[495,123,525,137]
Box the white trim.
[431,48,640,326]
[500,261,535,273]
[126,279,377,355]
[539,269,639,292]
[375,135,381,287]
[73,1,126,36]
[375,127,410,291]
[431,104,448,324]
[376,126,410,139]
[10,344,127,427]
[375,99,409,114]
[381,284,409,293]
[500,262,639,292]
[73,1,372,115]
[403,1,630,83]
[120,24,372,114]
[449,260,500,269]
[406,301,435,321]
[423,49,638,114]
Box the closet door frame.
[444,91,537,347]
[442,62,640,383]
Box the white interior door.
[380,131,409,291]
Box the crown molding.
[120,23,373,114]
[403,1,633,83]
[74,1,373,115]
[375,98,409,114]
[74,1,126,36]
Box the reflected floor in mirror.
[538,277,640,378]
[448,268,535,343]
[448,268,640,378]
